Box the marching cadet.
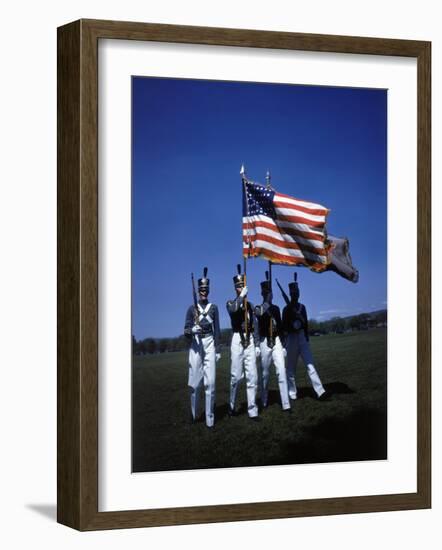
[281,273,328,401]
[184,267,221,429]
[226,265,259,420]
[255,272,291,412]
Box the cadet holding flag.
[226,265,260,420]
[184,267,221,429]
[255,270,291,412]
[280,273,328,401]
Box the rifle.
[266,268,275,348]
[275,278,290,306]
[191,273,200,344]
[237,264,249,348]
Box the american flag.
[242,180,331,271]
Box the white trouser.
[230,333,258,417]
[259,336,290,410]
[188,335,216,427]
[286,332,325,399]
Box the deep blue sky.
[132,77,387,339]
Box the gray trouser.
[286,332,325,399]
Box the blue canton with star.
[242,181,276,219]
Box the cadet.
[282,274,327,401]
[226,265,259,420]
[255,272,291,411]
[184,267,221,428]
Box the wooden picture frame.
[57,18,431,531]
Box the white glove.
[192,325,202,334]
[215,353,221,362]
[255,347,261,358]
[283,348,287,358]
[239,285,248,298]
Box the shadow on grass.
[324,381,356,395]
[266,381,355,404]
[281,407,387,464]
[214,402,231,420]
[214,401,251,420]
[213,381,356,415]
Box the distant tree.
[329,316,345,332]
[309,319,320,335]
[349,316,360,330]
[375,310,387,324]
[358,313,370,328]
[173,335,187,351]
[158,339,168,353]
[169,338,178,352]
[320,319,332,334]
[136,339,146,354]
[145,338,157,354]
[165,338,174,352]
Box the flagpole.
[268,260,273,344]
[265,170,274,345]
[240,164,250,342]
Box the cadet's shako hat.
[260,270,271,292]
[288,272,299,292]
[233,264,245,288]
[198,267,209,290]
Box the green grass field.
[132,328,387,472]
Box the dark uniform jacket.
[226,295,259,343]
[184,301,220,348]
[254,302,284,344]
[282,302,309,341]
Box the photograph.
[1,0,436,543]
[131,76,388,473]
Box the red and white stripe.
[243,191,330,270]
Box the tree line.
[308,310,387,335]
[132,310,387,355]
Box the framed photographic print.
[57,19,431,530]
